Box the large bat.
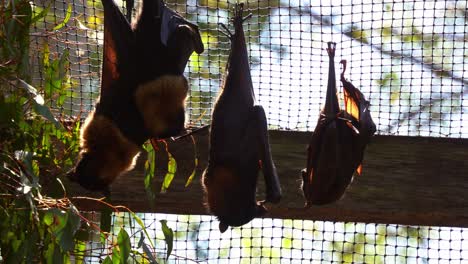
[67,0,204,191]
[202,3,281,233]
[301,42,376,206]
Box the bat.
[301,42,376,206]
[67,0,204,191]
[201,3,281,233]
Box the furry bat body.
[68,0,203,191]
[301,42,376,206]
[202,3,281,233]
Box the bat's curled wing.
[161,5,204,73]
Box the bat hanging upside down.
[67,0,204,191]
[202,3,282,233]
[301,42,376,206]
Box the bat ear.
[219,222,229,233]
[101,0,135,97]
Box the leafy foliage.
[0,1,173,262]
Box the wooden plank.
[69,130,468,228]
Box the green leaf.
[43,43,50,68]
[350,28,369,44]
[18,79,44,105]
[17,79,63,129]
[160,220,173,262]
[33,103,62,129]
[74,240,86,264]
[185,158,198,187]
[142,243,158,264]
[130,212,155,248]
[53,4,72,31]
[31,4,49,24]
[102,256,113,264]
[143,143,156,200]
[44,243,55,264]
[45,208,68,232]
[43,211,54,226]
[117,228,131,264]
[160,152,176,193]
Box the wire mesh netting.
[22,0,468,263]
[29,0,467,138]
[78,212,468,263]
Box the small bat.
[301,42,376,206]
[67,0,204,191]
[202,3,281,233]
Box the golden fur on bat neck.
[134,75,188,136]
[80,111,140,185]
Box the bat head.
[217,202,267,233]
[202,166,267,232]
[68,112,140,191]
[67,152,109,191]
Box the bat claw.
[242,13,253,22]
[218,23,233,39]
[234,2,244,17]
[326,42,336,57]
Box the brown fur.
[80,111,140,185]
[204,166,239,216]
[134,75,188,137]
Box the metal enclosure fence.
[26,0,468,263]
[30,0,468,137]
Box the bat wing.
[340,60,376,139]
[305,115,358,205]
[161,4,204,73]
[100,0,135,99]
[303,45,364,206]
[255,106,281,204]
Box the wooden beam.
[69,130,468,228]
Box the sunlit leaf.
[76,19,89,30]
[18,79,44,105]
[53,4,72,31]
[73,240,86,264]
[130,212,155,248]
[185,158,198,187]
[350,28,369,44]
[43,42,50,68]
[31,4,49,24]
[160,152,176,193]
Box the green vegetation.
[0,1,170,262]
